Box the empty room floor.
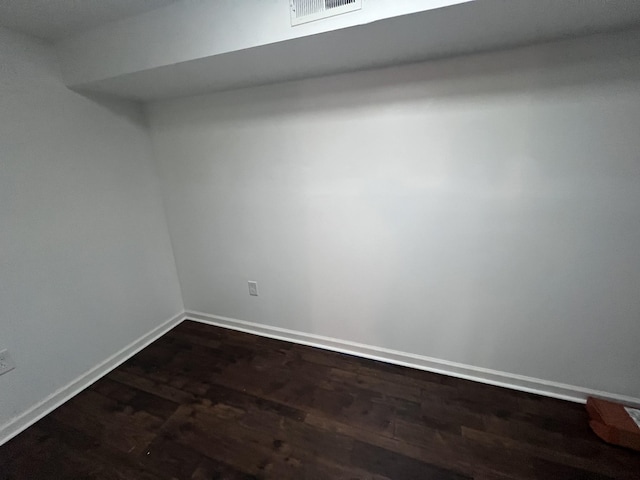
[1,321,638,479]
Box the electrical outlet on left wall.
[248,281,259,296]
[0,349,16,376]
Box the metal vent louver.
[290,0,362,26]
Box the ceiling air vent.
[290,0,362,26]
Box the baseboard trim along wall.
[3,309,638,447]
[185,310,640,409]
[0,312,186,447]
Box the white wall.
[148,30,640,399]
[0,28,183,435]
[57,0,470,87]
[55,0,640,102]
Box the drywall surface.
[0,28,183,433]
[56,0,640,101]
[56,0,471,86]
[65,0,640,102]
[148,30,640,399]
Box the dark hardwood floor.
[1,320,638,479]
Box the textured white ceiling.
[0,0,180,41]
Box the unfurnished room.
[1,1,640,479]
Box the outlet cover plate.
[0,349,16,376]
[248,281,259,296]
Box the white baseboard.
[0,312,186,447]
[185,310,640,408]
[3,309,638,447]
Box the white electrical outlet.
[0,349,16,376]
[248,281,259,296]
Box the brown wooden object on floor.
[586,397,640,452]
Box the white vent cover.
[290,0,362,26]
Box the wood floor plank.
[1,320,639,480]
[350,440,471,480]
[190,457,259,480]
[108,369,196,404]
[140,436,205,479]
[462,426,640,480]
